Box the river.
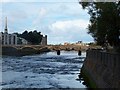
[1,51,87,89]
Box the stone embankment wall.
[2,46,50,56]
[81,49,120,88]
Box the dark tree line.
[79,1,120,50]
[14,30,43,45]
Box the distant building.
[1,17,17,45]
[0,32,2,45]
[41,35,47,45]
[64,42,70,45]
[17,37,28,45]
[75,41,82,45]
[21,38,28,45]
[77,41,82,44]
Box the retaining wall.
[81,49,120,88]
[2,46,50,56]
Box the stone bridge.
[2,44,88,51]
[9,45,46,50]
[2,45,49,56]
[2,45,88,56]
[47,45,88,51]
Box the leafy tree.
[16,30,43,45]
[22,30,29,40]
[79,1,120,48]
[13,32,20,37]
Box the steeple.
[4,17,8,34]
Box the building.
[17,37,28,45]
[41,35,47,45]
[64,42,70,45]
[1,17,17,45]
[0,32,2,45]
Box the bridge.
[2,45,49,56]
[2,44,88,51]
[2,45,88,56]
[47,45,88,51]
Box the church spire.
[4,17,8,34]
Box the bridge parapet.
[47,45,87,51]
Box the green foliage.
[15,30,43,45]
[79,2,120,47]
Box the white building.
[17,37,28,45]
[41,35,47,45]
[1,17,17,45]
[21,38,28,45]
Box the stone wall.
[81,49,120,88]
[2,46,50,56]
[48,45,87,51]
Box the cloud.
[1,1,94,44]
[0,0,15,2]
[50,19,89,31]
[0,0,79,3]
[0,0,31,2]
[33,8,47,25]
[48,19,93,44]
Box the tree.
[79,2,120,48]
[27,30,43,44]
[16,30,43,45]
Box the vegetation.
[79,1,120,52]
[14,30,43,45]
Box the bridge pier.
[78,50,81,56]
[57,50,60,55]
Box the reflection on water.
[2,51,87,89]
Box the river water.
[1,51,87,89]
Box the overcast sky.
[1,0,94,44]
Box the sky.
[1,0,94,44]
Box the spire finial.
[5,17,8,34]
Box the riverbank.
[2,46,51,56]
[80,49,120,88]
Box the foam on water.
[2,51,87,88]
